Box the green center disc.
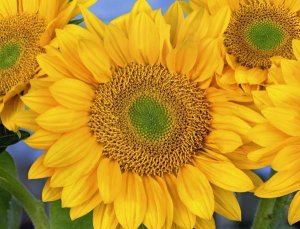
[246,21,285,51]
[128,96,172,141]
[0,43,21,70]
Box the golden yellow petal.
[165,174,196,229]
[78,39,111,83]
[128,13,160,65]
[195,155,254,192]
[28,154,54,179]
[61,171,98,207]
[195,217,216,229]
[272,145,300,171]
[104,24,132,66]
[114,172,147,229]
[288,191,300,224]
[36,106,89,133]
[213,185,241,221]
[42,180,62,202]
[255,170,300,198]
[97,158,122,203]
[1,96,23,131]
[93,203,118,229]
[25,129,61,150]
[80,5,105,40]
[262,107,300,137]
[143,176,166,229]
[177,165,214,220]
[50,78,94,111]
[70,192,102,220]
[44,127,94,167]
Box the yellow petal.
[156,177,173,229]
[243,170,263,192]
[266,85,300,109]
[22,0,39,14]
[211,114,251,137]
[80,5,105,40]
[22,89,58,114]
[208,6,231,38]
[50,78,94,111]
[252,90,273,111]
[97,158,122,203]
[50,141,102,187]
[0,0,17,16]
[70,192,102,220]
[212,102,265,124]
[255,170,300,198]
[55,28,96,84]
[128,13,160,65]
[206,130,243,153]
[114,172,147,229]
[93,203,118,229]
[166,40,198,75]
[25,129,61,150]
[213,185,241,221]
[164,2,185,46]
[165,174,196,229]
[195,155,254,192]
[42,180,62,202]
[78,39,111,83]
[281,59,300,86]
[292,39,300,61]
[1,96,23,131]
[262,107,300,136]
[272,145,300,171]
[36,106,89,133]
[62,171,98,207]
[14,109,40,131]
[44,127,94,167]
[177,165,214,220]
[143,176,166,229]
[28,154,54,179]
[288,191,300,224]
[195,218,216,229]
[248,123,289,147]
[104,24,132,66]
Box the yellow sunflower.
[247,39,300,225]
[16,1,267,228]
[0,0,95,131]
[187,0,300,92]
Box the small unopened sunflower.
[188,0,300,91]
[17,1,266,228]
[0,0,95,131]
[248,39,300,225]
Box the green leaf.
[138,225,147,229]
[0,152,22,229]
[0,124,30,152]
[69,18,84,25]
[0,152,49,229]
[50,200,93,229]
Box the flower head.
[17,1,266,228]
[249,39,300,225]
[0,0,95,130]
[188,0,300,91]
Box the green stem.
[252,169,292,229]
[0,168,49,229]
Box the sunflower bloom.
[0,0,95,131]
[187,0,300,92]
[248,39,300,225]
[17,1,266,228]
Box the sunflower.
[187,0,300,92]
[0,0,95,131]
[247,39,300,225]
[16,1,266,228]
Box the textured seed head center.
[89,63,212,176]
[224,3,300,69]
[0,14,46,95]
